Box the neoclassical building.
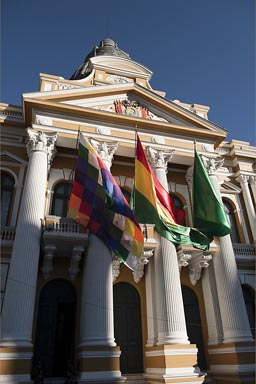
[1,38,255,384]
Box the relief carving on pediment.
[114,99,167,121]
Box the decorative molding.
[26,129,57,168]
[185,167,193,190]
[112,255,121,282]
[147,146,174,172]
[236,174,250,185]
[132,255,150,283]
[177,249,191,273]
[68,246,84,280]
[189,253,212,286]
[41,245,56,280]
[90,139,118,167]
[35,116,53,126]
[114,99,167,121]
[152,135,165,144]
[106,75,132,84]
[202,144,214,153]
[201,155,224,175]
[96,126,111,136]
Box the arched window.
[242,285,255,338]
[51,182,72,217]
[223,199,240,243]
[1,172,15,226]
[170,193,185,225]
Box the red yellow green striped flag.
[133,136,210,250]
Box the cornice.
[23,82,227,136]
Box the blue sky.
[1,0,255,145]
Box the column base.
[144,344,205,383]
[208,341,255,384]
[0,345,33,384]
[77,345,126,383]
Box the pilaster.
[236,174,256,243]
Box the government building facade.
[1,38,255,384]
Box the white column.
[249,175,256,205]
[203,157,253,343]
[147,146,189,345]
[237,174,256,243]
[79,139,118,348]
[1,129,57,346]
[79,235,116,346]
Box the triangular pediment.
[59,93,192,127]
[1,152,27,166]
[23,82,228,146]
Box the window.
[223,199,240,243]
[170,193,185,225]
[121,188,131,204]
[51,182,72,217]
[1,172,15,226]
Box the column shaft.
[79,235,115,346]
[77,139,124,383]
[209,173,253,343]
[149,148,189,345]
[1,132,56,345]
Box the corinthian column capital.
[236,174,250,185]
[26,129,57,167]
[147,146,174,173]
[201,155,224,176]
[90,138,118,169]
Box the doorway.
[113,282,143,374]
[33,279,76,378]
[182,285,207,371]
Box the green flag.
[192,149,230,238]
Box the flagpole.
[69,127,81,181]
[131,127,138,212]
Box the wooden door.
[113,282,143,373]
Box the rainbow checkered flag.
[68,134,144,263]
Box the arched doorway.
[242,285,255,338]
[33,279,76,378]
[113,282,143,374]
[182,285,207,371]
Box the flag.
[192,149,230,237]
[133,136,210,250]
[68,134,144,262]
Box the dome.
[70,38,131,80]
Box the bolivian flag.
[133,136,210,251]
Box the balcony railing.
[1,221,255,259]
[233,243,255,256]
[44,216,87,235]
[1,227,16,244]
